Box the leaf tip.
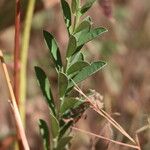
[34,66,42,74]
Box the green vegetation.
[35,0,107,149]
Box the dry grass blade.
[74,84,136,144]
[92,107,135,143]
[72,127,139,149]
[0,50,30,150]
[100,109,136,143]
[136,124,150,134]
[135,134,141,150]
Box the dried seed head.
[88,90,104,109]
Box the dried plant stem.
[95,108,135,143]
[72,127,139,149]
[0,50,30,150]
[136,124,150,134]
[20,0,36,124]
[14,0,21,105]
[135,134,141,150]
[74,85,136,144]
[100,109,135,143]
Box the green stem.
[72,0,81,33]
[20,0,36,125]
[72,14,80,33]
[72,15,77,33]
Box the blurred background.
[0,0,150,149]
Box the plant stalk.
[20,0,36,125]
[14,0,21,106]
[0,50,30,150]
[14,0,24,149]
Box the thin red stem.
[14,0,21,106]
[72,127,139,149]
[14,0,23,149]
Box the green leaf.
[75,27,108,47]
[80,0,96,14]
[38,119,50,150]
[68,61,106,88]
[60,97,79,114]
[75,17,92,33]
[56,136,72,150]
[50,113,59,139]
[61,0,72,33]
[66,53,85,83]
[43,30,62,69]
[35,66,56,116]
[58,72,68,97]
[74,45,84,54]
[66,35,77,57]
[69,52,84,66]
[71,0,79,14]
[67,61,89,75]
[59,120,73,138]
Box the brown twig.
[72,126,139,149]
[14,0,21,106]
[0,50,30,150]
